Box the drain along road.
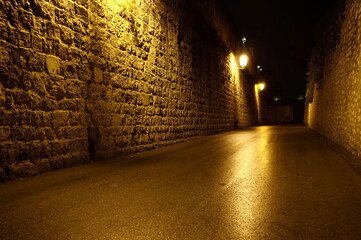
[1,125,361,240]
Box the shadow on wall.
[177,0,258,130]
[179,0,231,132]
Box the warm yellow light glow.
[258,83,265,91]
[308,103,312,126]
[239,54,248,68]
[230,54,237,70]
[107,0,120,11]
[223,127,272,238]
[255,84,261,124]
[107,0,130,12]
[229,53,240,79]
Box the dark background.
[219,0,338,104]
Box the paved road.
[1,125,361,240]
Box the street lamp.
[239,37,249,69]
[258,82,265,91]
[239,54,248,69]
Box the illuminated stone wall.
[305,0,361,157]
[0,0,92,180]
[0,0,258,181]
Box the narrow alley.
[1,125,361,240]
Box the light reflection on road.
[223,126,276,239]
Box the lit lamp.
[239,54,248,69]
[239,37,249,70]
[258,82,266,91]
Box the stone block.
[0,41,11,66]
[31,33,44,52]
[59,98,86,112]
[93,67,103,83]
[77,64,91,82]
[18,9,33,30]
[0,66,22,89]
[51,140,66,155]
[41,97,58,111]
[51,111,71,127]
[60,26,73,45]
[53,41,69,60]
[46,55,60,75]
[87,83,108,101]
[35,2,53,20]
[49,78,67,100]
[26,72,48,97]
[68,138,88,152]
[74,32,90,50]
[6,161,36,180]
[18,30,32,48]
[29,141,43,158]
[66,80,87,98]
[63,154,75,167]
[75,4,88,22]
[0,126,11,142]
[49,155,64,170]
[34,158,51,173]
[10,91,30,109]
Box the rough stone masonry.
[305,0,361,158]
[0,0,258,181]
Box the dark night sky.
[219,0,338,103]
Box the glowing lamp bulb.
[259,83,265,91]
[239,54,248,68]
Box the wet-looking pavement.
[1,125,361,240]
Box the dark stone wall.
[0,0,258,181]
[305,0,361,158]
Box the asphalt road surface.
[1,125,361,240]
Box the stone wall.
[0,0,258,181]
[305,0,361,157]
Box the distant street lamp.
[242,37,247,45]
[273,96,281,102]
[258,82,266,91]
